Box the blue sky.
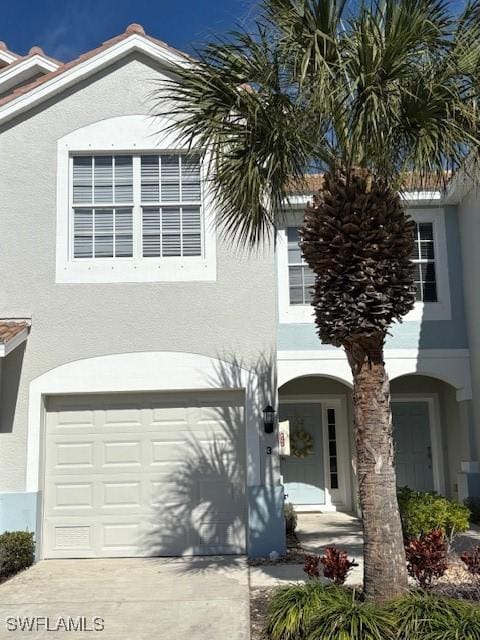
[0,0,259,61]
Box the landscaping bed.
[250,556,480,640]
[250,495,480,639]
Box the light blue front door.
[392,401,434,492]
[280,403,325,504]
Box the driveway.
[0,557,250,639]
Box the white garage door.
[43,391,246,558]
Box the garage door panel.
[50,440,95,470]
[102,440,142,467]
[44,391,246,558]
[48,405,94,424]
[54,482,94,510]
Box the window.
[285,221,439,306]
[327,408,339,490]
[287,227,314,305]
[411,222,437,302]
[73,156,133,259]
[141,155,201,258]
[72,154,202,260]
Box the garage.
[42,391,246,558]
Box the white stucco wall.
[458,187,480,460]
[0,53,277,491]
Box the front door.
[392,401,434,492]
[279,403,324,504]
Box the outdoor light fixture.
[263,404,276,434]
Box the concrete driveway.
[0,557,250,639]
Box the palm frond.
[152,0,480,245]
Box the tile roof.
[0,41,20,60]
[0,319,30,344]
[288,172,449,195]
[0,23,191,107]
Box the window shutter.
[73,208,93,258]
[160,155,180,201]
[161,207,181,256]
[73,157,92,203]
[114,208,133,257]
[181,156,201,201]
[114,156,133,202]
[94,209,114,257]
[181,207,202,256]
[142,207,161,257]
[93,156,113,203]
[141,156,159,202]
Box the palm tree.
[155,0,480,602]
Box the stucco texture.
[0,53,277,491]
[459,187,480,460]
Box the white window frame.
[56,115,216,283]
[277,206,451,323]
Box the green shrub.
[0,531,35,579]
[465,497,480,526]
[306,590,395,640]
[424,605,480,640]
[267,582,342,640]
[267,584,480,640]
[285,502,298,536]
[397,487,470,546]
[388,592,470,640]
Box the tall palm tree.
[156,0,480,602]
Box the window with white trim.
[411,222,437,302]
[287,227,314,305]
[72,154,202,260]
[286,222,439,306]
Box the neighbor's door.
[392,401,434,492]
[279,403,325,505]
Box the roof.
[0,23,191,121]
[289,172,450,197]
[0,41,20,66]
[0,319,30,357]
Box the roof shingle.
[0,320,30,344]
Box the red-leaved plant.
[303,554,320,578]
[461,545,480,576]
[320,545,358,585]
[303,546,358,584]
[405,528,448,589]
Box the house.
[0,24,478,560]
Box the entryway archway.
[278,375,353,512]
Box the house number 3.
[266,446,272,455]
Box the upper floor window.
[56,114,216,284]
[412,222,437,302]
[286,222,439,306]
[72,154,202,260]
[287,227,314,305]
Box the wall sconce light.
[263,404,276,434]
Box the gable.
[0,25,189,127]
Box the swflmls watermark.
[5,616,105,632]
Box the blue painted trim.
[248,484,286,557]
[0,492,38,534]
[0,488,288,559]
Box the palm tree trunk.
[345,336,408,604]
